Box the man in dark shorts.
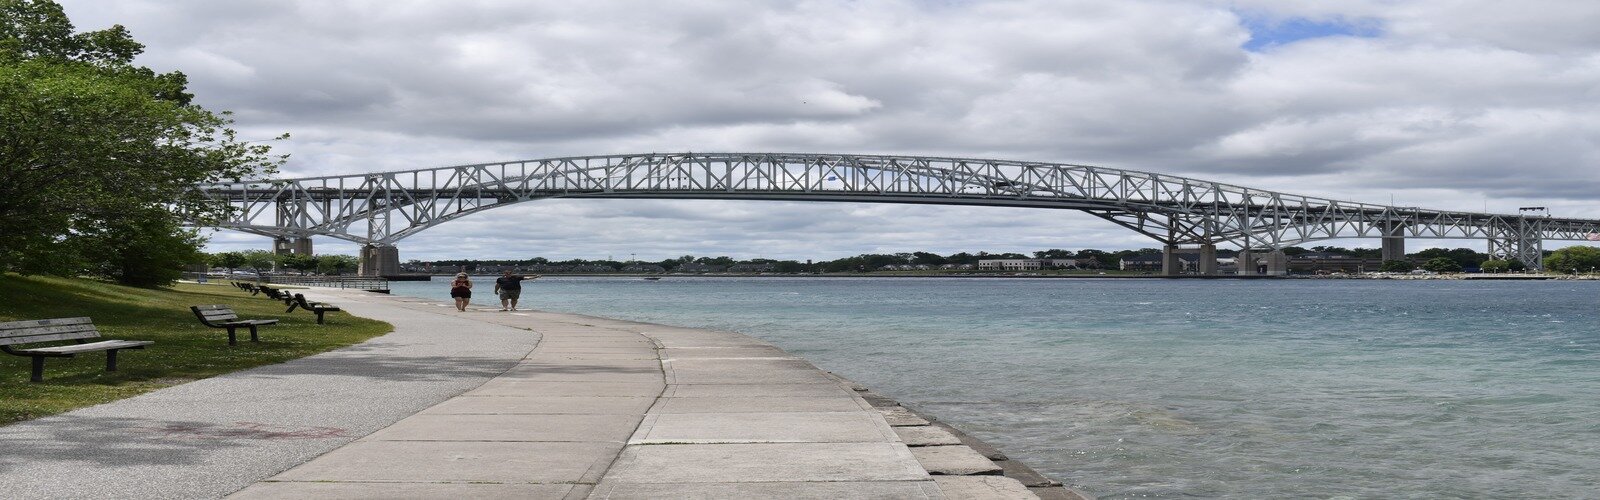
[493,270,540,311]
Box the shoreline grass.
[0,274,391,425]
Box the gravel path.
[0,289,540,499]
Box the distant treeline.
[412,245,1509,273]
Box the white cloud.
[54,0,1600,259]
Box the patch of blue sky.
[1241,15,1383,51]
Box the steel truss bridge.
[192,152,1600,275]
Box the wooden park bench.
[234,282,260,295]
[0,318,153,383]
[259,285,287,301]
[190,305,279,345]
[286,293,341,324]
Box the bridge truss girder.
[192,153,1600,271]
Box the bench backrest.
[0,317,101,346]
[191,305,239,324]
[292,294,313,307]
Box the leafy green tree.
[1074,249,1114,268]
[1421,257,1463,273]
[1280,246,1311,257]
[1543,246,1600,274]
[240,250,277,273]
[64,206,207,287]
[0,0,283,285]
[280,254,317,275]
[1479,259,1510,273]
[1507,259,1526,272]
[910,251,947,266]
[213,251,247,271]
[1033,249,1074,259]
[945,252,980,264]
[1412,248,1486,270]
[1380,259,1415,272]
[316,254,360,275]
[694,256,735,267]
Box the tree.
[1380,259,1415,272]
[213,251,246,271]
[1280,246,1311,257]
[945,252,979,265]
[240,250,277,273]
[280,254,317,275]
[67,206,207,287]
[1543,246,1600,274]
[315,254,359,275]
[1412,248,1486,270]
[1033,249,1073,259]
[910,251,947,266]
[1421,257,1462,273]
[0,0,283,285]
[1479,259,1510,273]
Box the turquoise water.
[389,277,1600,498]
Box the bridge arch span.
[193,152,1600,273]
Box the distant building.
[977,259,1042,271]
[1048,258,1094,269]
[1118,254,1169,272]
[677,262,725,273]
[621,263,666,273]
[728,263,776,273]
[977,258,1090,271]
[1288,253,1383,274]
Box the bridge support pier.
[1162,245,1183,276]
[273,237,313,256]
[1198,244,1218,275]
[1381,225,1406,262]
[1264,250,1289,276]
[1236,248,1256,275]
[359,245,400,277]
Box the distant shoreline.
[389,272,1598,281]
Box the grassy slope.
[0,275,392,424]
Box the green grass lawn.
[0,274,392,425]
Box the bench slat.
[219,320,279,326]
[201,312,240,321]
[16,340,152,355]
[0,324,99,337]
[0,330,102,346]
[0,317,93,331]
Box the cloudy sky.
[59,0,1600,261]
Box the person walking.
[449,273,473,311]
[494,270,540,311]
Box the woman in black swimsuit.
[449,273,473,311]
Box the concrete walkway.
[5,289,1044,499]
[0,289,542,499]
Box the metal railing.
[261,275,391,293]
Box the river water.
[388,276,1600,498]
